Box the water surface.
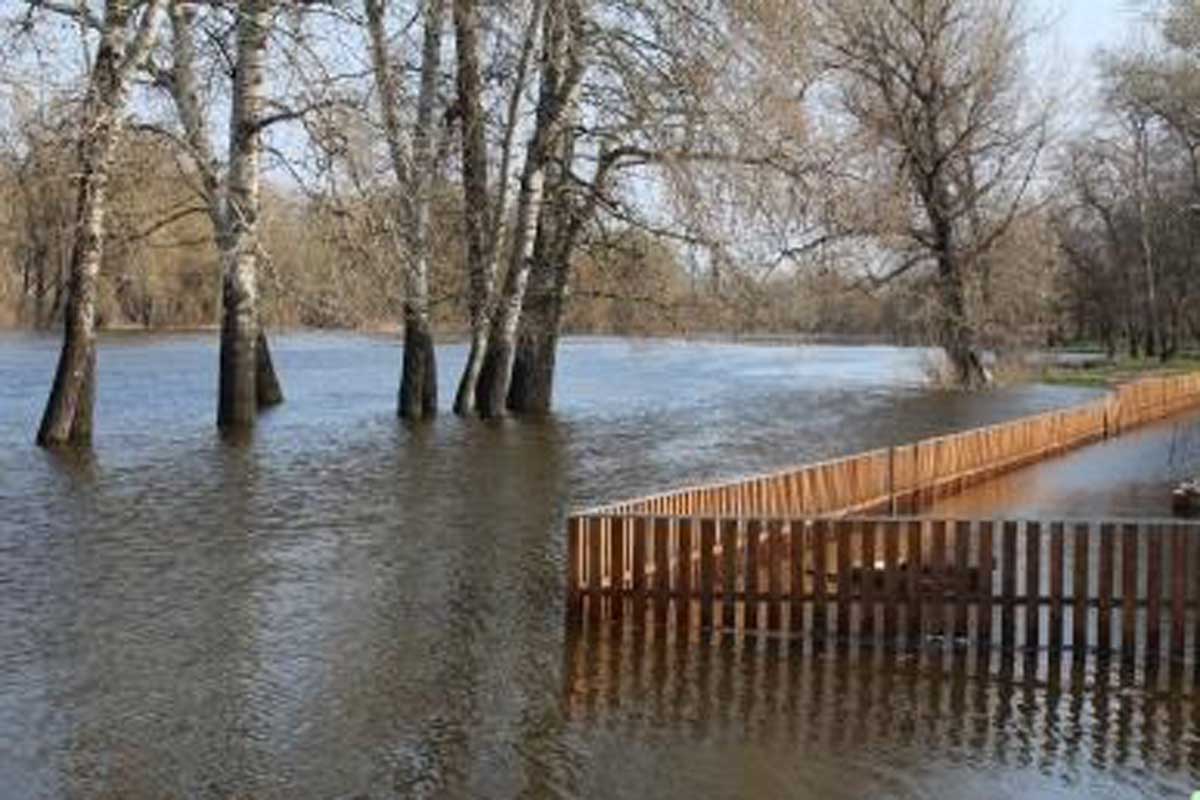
[928,410,1200,519]
[2,332,1195,799]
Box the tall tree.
[812,0,1046,386]
[1093,4,1200,359]
[364,0,445,420]
[33,0,165,447]
[505,0,775,414]
[155,0,285,431]
[214,0,275,432]
[450,0,544,415]
[470,0,586,418]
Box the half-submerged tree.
[33,0,165,447]
[464,0,586,418]
[211,0,276,432]
[501,0,795,414]
[453,0,734,416]
[450,0,531,415]
[153,0,285,435]
[364,0,445,420]
[812,0,1047,387]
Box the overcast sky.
[1032,0,1154,87]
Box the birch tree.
[468,0,586,418]
[206,1,273,431]
[29,0,165,447]
[505,0,777,414]
[364,0,445,420]
[152,0,285,433]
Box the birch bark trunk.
[474,0,584,418]
[365,0,443,420]
[507,123,581,415]
[452,0,544,415]
[217,0,271,432]
[451,0,493,416]
[167,1,284,422]
[38,0,164,447]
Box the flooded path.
[927,409,1200,520]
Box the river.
[1,332,1195,798]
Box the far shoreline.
[1,323,909,348]
[9,326,1196,388]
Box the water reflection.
[930,411,1200,519]
[562,626,1200,799]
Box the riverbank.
[1040,353,1200,387]
[2,321,905,345]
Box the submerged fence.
[566,517,1200,664]
[585,372,1200,519]
[566,372,1200,658]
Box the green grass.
[1040,355,1200,387]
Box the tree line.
[1057,1,1200,360]
[0,0,1193,447]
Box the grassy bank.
[1041,355,1200,387]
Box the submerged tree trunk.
[507,119,590,415]
[453,0,544,415]
[217,1,271,433]
[37,114,111,447]
[935,234,989,389]
[475,0,584,418]
[38,1,162,447]
[166,0,283,424]
[166,0,282,426]
[397,0,444,420]
[508,248,565,415]
[476,164,548,417]
[365,0,443,420]
[399,313,437,418]
[256,329,283,407]
[452,0,495,416]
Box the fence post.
[888,447,896,516]
[567,516,583,621]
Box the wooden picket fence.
[584,372,1200,520]
[566,516,1200,663]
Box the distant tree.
[1057,1,1200,361]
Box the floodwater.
[928,410,1200,520]
[2,331,1197,799]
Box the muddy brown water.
[2,332,1198,798]
[926,408,1200,520]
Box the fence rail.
[567,516,1200,664]
[583,372,1200,520]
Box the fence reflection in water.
[562,621,1200,783]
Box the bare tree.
[505,0,806,413]
[364,0,445,420]
[468,0,586,418]
[811,0,1047,386]
[30,0,165,447]
[450,0,544,415]
[152,1,286,433]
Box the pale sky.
[1032,0,1152,87]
